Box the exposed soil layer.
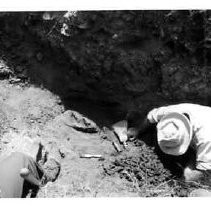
[1,11,211,113]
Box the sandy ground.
[0,76,139,197]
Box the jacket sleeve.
[195,141,211,171]
[193,125,211,172]
[147,106,169,123]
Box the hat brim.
[157,112,192,156]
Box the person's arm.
[126,105,172,141]
[184,134,211,183]
[147,106,169,123]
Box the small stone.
[62,110,99,133]
[4,40,12,49]
[42,12,52,20]
[17,68,28,79]
[9,77,21,84]
[36,52,43,62]
[16,66,23,73]
[112,34,118,39]
[77,22,90,30]
[18,73,28,79]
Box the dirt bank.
[1,11,211,113]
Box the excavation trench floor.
[0,32,140,197]
[0,79,138,197]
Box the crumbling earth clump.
[60,110,100,133]
[104,142,175,196]
[104,140,211,197]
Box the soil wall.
[1,10,211,116]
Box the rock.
[112,34,118,39]
[43,158,61,182]
[61,110,99,133]
[61,23,70,37]
[63,11,77,19]
[36,52,43,62]
[17,72,28,79]
[77,22,91,30]
[0,60,12,78]
[9,77,21,84]
[16,65,23,73]
[42,12,53,20]
[3,40,12,49]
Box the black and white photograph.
[0,3,211,200]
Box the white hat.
[157,112,192,156]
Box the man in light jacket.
[127,103,211,184]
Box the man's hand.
[127,118,151,141]
[127,127,139,141]
[20,168,42,187]
[184,167,204,182]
